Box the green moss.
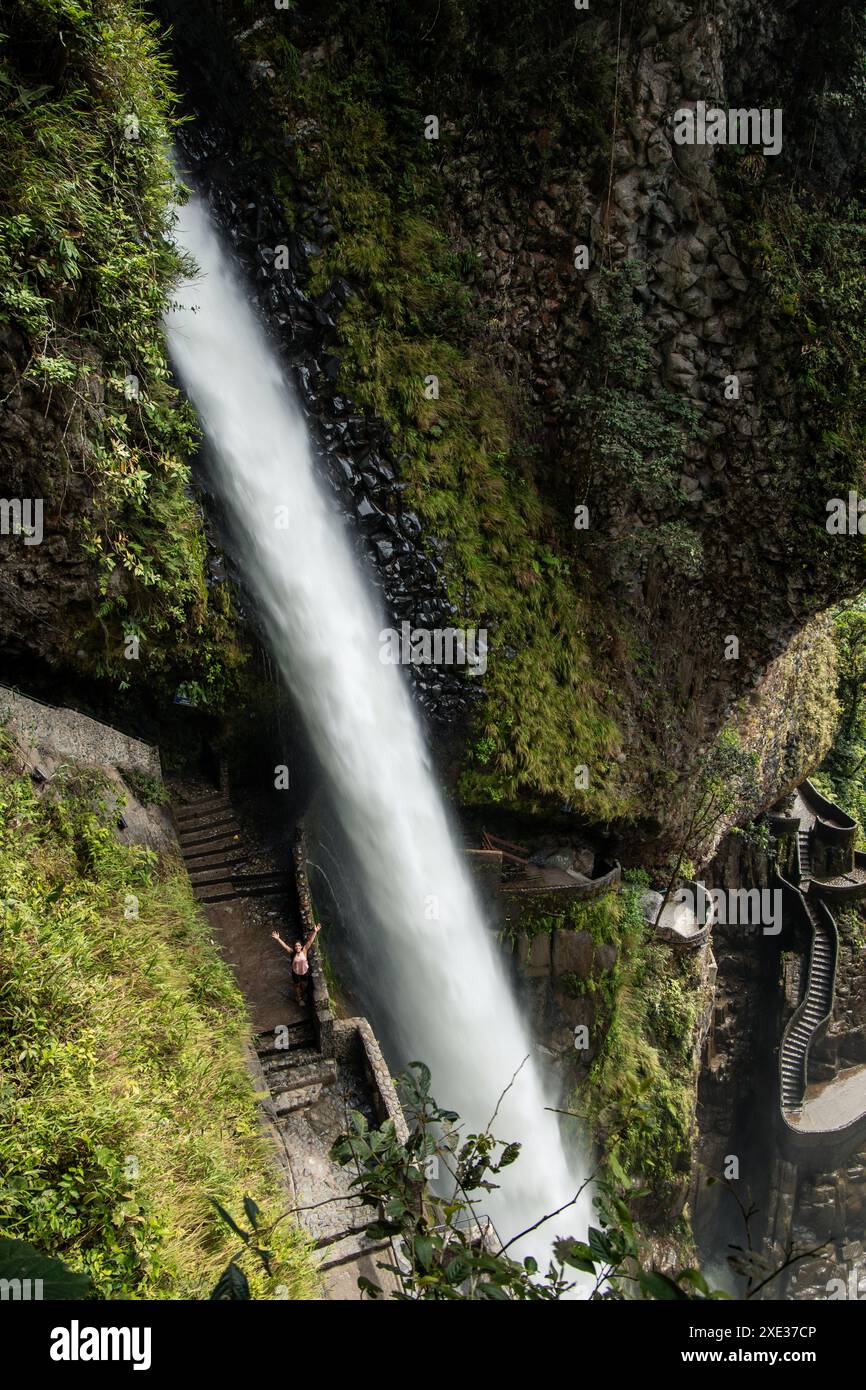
[567,885,702,1217]
[0,0,242,703]
[247,31,627,816]
[0,738,317,1299]
[814,597,866,844]
[720,151,866,595]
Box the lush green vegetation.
[330,1060,721,1300]
[0,735,316,1298]
[563,882,702,1217]
[721,145,866,604]
[813,597,866,842]
[0,0,241,700]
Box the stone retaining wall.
[0,684,171,851]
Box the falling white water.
[165,187,592,1271]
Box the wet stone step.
[178,824,241,848]
[194,883,237,903]
[272,1083,323,1117]
[193,883,291,903]
[174,797,229,820]
[188,868,246,886]
[262,1046,322,1074]
[267,1058,337,1095]
[183,839,247,861]
[256,1029,315,1057]
[179,828,241,850]
[177,811,237,834]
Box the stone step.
[267,1056,337,1095]
[178,823,241,849]
[187,868,290,891]
[194,881,236,903]
[174,796,229,820]
[232,872,293,890]
[198,882,290,902]
[272,1083,323,1116]
[183,846,247,869]
[181,833,243,856]
[256,1024,315,1056]
[262,1045,322,1074]
[177,810,237,834]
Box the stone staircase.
[779,893,834,1113]
[256,1025,337,1116]
[796,826,813,883]
[174,794,403,1295]
[174,793,292,903]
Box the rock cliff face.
[432,0,866,832]
[4,1,865,839]
[148,0,866,846]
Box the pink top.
[292,950,309,976]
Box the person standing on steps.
[271,922,321,1006]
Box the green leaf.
[210,1260,251,1301]
[243,1196,261,1231]
[479,1281,510,1300]
[445,1256,472,1284]
[638,1269,690,1301]
[0,1239,92,1301]
[413,1235,437,1271]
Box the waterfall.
[164,186,592,1272]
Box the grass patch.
[0,738,317,1299]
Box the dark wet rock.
[330,454,355,484]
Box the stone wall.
[438,1,859,838]
[0,685,172,851]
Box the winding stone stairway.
[173,792,406,1296]
[779,896,834,1114]
[771,781,866,1167]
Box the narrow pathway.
[780,791,835,1115]
[779,894,834,1113]
[774,781,866,1167]
[173,788,402,1298]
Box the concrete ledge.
[342,1017,409,1144]
[810,875,866,905]
[0,685,172,851]
[802,779,856,844]
[0,685,159,775]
